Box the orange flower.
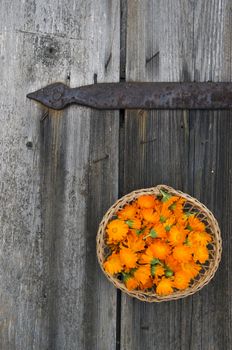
[168,226,187,246]
[141,208,159,223]
[163,196,179,209]
[138,224,153,240]
[150,240,170,260]
[151,264,165,277]
[156,278,174,296]
[120,248,138,269]
[176,215,188,228]
[126,218,142,230]
[139,246,157,264]
[137,195,156,208]
[104,253,122,275]
[125,276,139,290]
[181,261,201,279]
[141,277,153,289]
[143,223,167,240]
[107,219,129,243]
[163,216,176,231]
[193,246,209,264]
[159,205,173,223]
[172,198,185,217]
[188,216,205,232]
[188,231,212,246]
[165,255,180,272]
[117,204,137,220]
[124,231,145,252]
[173,270,191,290]
[134,265,151,285]
[153,275,160,286]
[153,223,167,238]
[173,245,192,263]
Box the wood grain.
[0,1,120,349]
[182,1,232,349]
[1,1,232,349]
[120,1,232,350]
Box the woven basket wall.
[97,185,222,302]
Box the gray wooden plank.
[179,1,232,349]
[0,1,120,349]
[121,1,232,350]
[120,0,128,81]
[120,1,194,349]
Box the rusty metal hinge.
[27,82,232,110]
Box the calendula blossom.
[173,270,191,290]
[168,226,187,246]
[173,245,192,263]
[156,278,174,296]
[150,240,170,260]
[117,204,137,220]
[120,248,138,269]
[104,253,122,275]
[137,195,156,208]
[188,216,206,232]
[125,276,139,290]
[106,219,129,243]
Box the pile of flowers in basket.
[103,190,212,296]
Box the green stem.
[160,189,172,202]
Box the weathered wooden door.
[0,1,231,349]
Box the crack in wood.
[91,154,109,164]
[140,138,157,145]
[15,29,83,41]
[105,52,112,71]
[40,111,49,122]
[146,51,159,64]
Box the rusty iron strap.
[27,82,232,110]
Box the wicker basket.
[97,185,222,302]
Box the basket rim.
[96,184,222,302]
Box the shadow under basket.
[96,185,222,302]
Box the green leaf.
[150,228,157,238]
[185,212,193,218]
[160,215,166,223]
[160,189,172,202]
[165,269,173,277]
[130,268,137,276]
[151,258,161,266]
[143,228,157,240]
[165,225,171,232]
[151,264,156,277]
[187,224,193,231]
[170,203,176,210]
[126,220,133,228]
[122,272,131,282]
[136,228,145,235]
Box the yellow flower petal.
[104,253,122,275]
[156,278,174,296]
[173,245,192,263]
[120,248,138,269]
[106,219,129,243]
